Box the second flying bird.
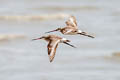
[46,16,94,38]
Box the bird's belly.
[62,29,76,35]
[63,32,76,35]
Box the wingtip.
[49,59,54,63]
[50,60,52,63]
[72,45,77,48]
[48,55,54,63]
[74,46,77,48]
[89,35,95,38]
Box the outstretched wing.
[65,16,77,28]
[47,39,60,62]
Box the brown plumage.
[32,35,76,62]
[45,16,95,38]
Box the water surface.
[0,0,120,80]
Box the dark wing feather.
[65,16,77,28]
[47,40,60,62]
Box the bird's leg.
[63,42,76,48]
[78,32,95,38]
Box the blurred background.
[0,0,120,80]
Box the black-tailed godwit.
[45,16,94,38]
[32,35,76,62]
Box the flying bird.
[32,35,76,62]
[45,16,94,38]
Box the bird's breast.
[61,29,77,35]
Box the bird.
[45,16,94,38]
[32,35,76,62]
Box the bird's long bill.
[45,29,58,33]
[32,37,43,41]
[63,42,76,48]
[78,32,95,38]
